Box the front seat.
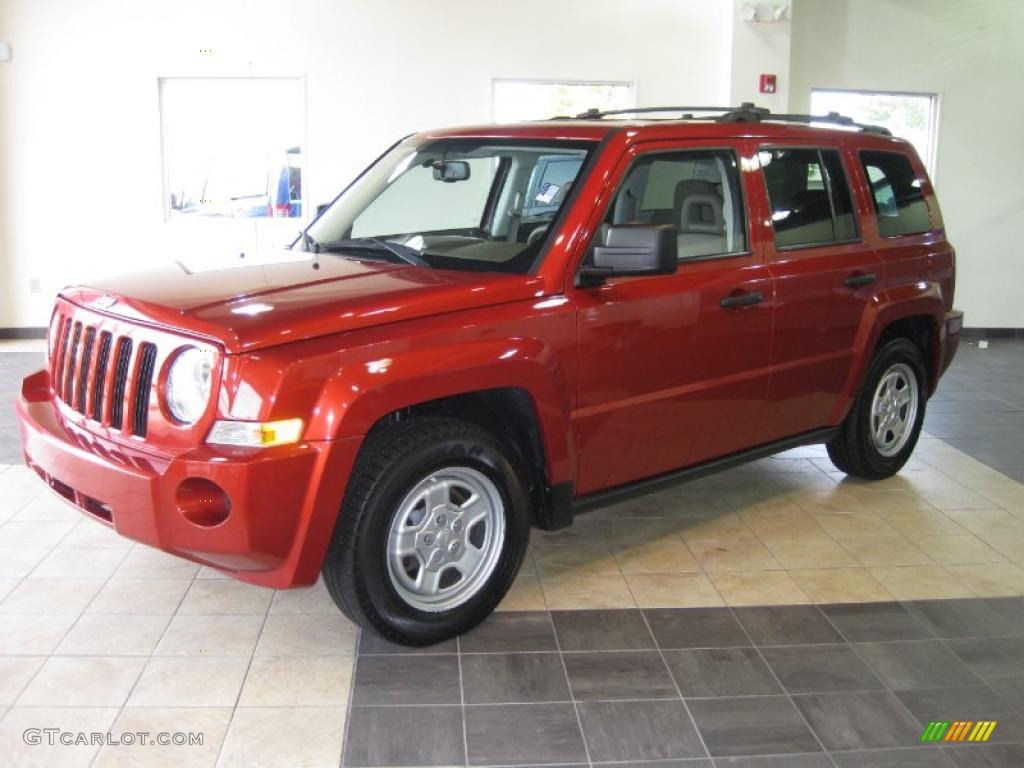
[673,180,727,259]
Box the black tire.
[322,416,530,646]
[827,337,928,479]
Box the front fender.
[306,336,576,485]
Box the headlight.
[165,346,214,424]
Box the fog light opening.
[176,478,231,528]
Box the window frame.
[587,145,753,267]
[857,149,934,239]
[758,144,863,252]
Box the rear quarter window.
[859,150,932,237]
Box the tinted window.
[760,148,859,248]
[603,149,746,260]
[860,150,931,237]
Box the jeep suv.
[17,104,963,645]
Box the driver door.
[571,140,774,495]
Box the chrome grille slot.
[91,331,113,421]
[110,338,133,430]
[64,322,82,404]
[133,343,158,437]
[54,317,72,399]
[76,327,96,413]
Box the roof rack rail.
[564,102,892,135]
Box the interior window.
[859,150,932,237]
[760,147,858,248]
[601,149,747,261]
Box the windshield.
[305,137,595,273]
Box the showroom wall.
[0,0,732,328]
[791,0,1024,329]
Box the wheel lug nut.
[449,541,461,554]
[422,534,434,546]
[451,521,463,534]
[435,514,447,526]
[430,550,444,565]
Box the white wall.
[729,1,792,113]
[0,0,732,327]
[791,0,1024,329]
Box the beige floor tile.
[540,571,636,610]
[94,707,232,768]
[0,706,118,768]
[725,493,803,516]
[270,579,338,614]
[128,656,251,707]
[179,579,275,615]
[0,576,17,602]
[980,530,1024,562]
[12,494,82,522]
[789,568,893,603]
[837,535,933,567]
[115,546,201,579]
[0,577,105,614]
[677,513,754,541]
[612,538,700,573]
[0,546,55,577]
[739,509,827,540]
[55,613,171,656]
[496,563,547,611]
[915,534,1006,565]
[0,613,78,654]
[155,614,264,656]
[0,655,46,705]
[18,655,146,706]
[216,706,346,768]
[195,565,232,579]
[0,520,75,548]
[710,570,810,606]
[788,490,870,515]
[87,577,193,615]
[943,508,1024,536]
[649,487,734,517]
[533,542,620,577]
[239,655,353,706]
[625,572,724,608]
[255,612,357,656]
[688,536,782,572]
[867,565,974,600]
[881,508,968,537]
[945,563,1024,597]
[812,513,898,539]
[923,488,1004,511]
[762,536,859,569]
[32,546,128,578]
[57,520,134,549]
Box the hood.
[62,250,546,353]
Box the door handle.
[844,272,877,288]
[720,291,763,309]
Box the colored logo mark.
[921,720,997,742]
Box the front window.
[305,138,595,274]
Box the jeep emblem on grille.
[91,295,118,310]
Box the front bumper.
[16,369,361,588]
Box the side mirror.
[432,160,471,183]
[577,224,678,287]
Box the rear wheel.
[827,337,928,479]
[322,417,530,646]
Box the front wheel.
[322,417,530,646]
[827,337,928,480]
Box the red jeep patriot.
[17,105,963,644]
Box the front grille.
[50,312,154,438]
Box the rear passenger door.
[572,141,773,494]
[755,144,883,439]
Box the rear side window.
[760,148,859,248]
[859,150,931,237]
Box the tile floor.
[1,338,1023,766]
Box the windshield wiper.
[317,237,428,267]
[297,230,320,253]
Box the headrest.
[680,193,724,234]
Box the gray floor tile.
[761,644,883,694]
[895,686,1024,743]
[357,632,457,655]
[734,606,843,646]
[821,602,933,642]
[351,653,460,705]
[947,638,1024,682]
[552,609,655,651]
[904,599,1023,639]
[464,702,587,765]
[688,695,822,757]
[344,705,464,767]
[943,743,1024,767]
[831,748,956,767]
[460,652,570,704]
[715,755,832,768]
[563,650,677,700]
[645,607,751,649]
[577,699,706,761]
[665,647,781,698]
[855,640,981,690]
[792,690,925,750]
[988,677,1024,716]
[459,611,557,653]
